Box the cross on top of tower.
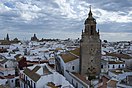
[89,5,91,10]
[88,5,92,17]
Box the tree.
[103,40,108,43]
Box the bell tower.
[80,6,101,78]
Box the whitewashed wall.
[65,71,89,88]
[65,59,79,73]
[108,64,125,70]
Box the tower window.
[91,26,94,35]
[91,29,93,35]
[91,26,93,30]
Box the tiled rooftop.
[107,79,118,88]
[71,72,90,85]
[106,52,132,59]
[60,53,78,63]
[108,61,125,64]
[47,82,58,88]
[23,68,41,82]
[69,47,80,56]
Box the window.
[26,77,27,81]
[31,80,33,87]
[24,75,25,81]
[118,65,120,68]
[34,83,36,88]
[93,68,95,70]
[113,65,115,68]
[27,80,30,86]
[11,80,13,83]
[108,65,109,68]
[76,83,78,88]
[91,29,93,35]
[101,65,103,68]
[122,64,124,67]
[24,83,26,88]
[91,26,93,30]
[72,66,74,70]
[72,79,73,84]
[5,64,7,68]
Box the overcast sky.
[0,0,132,41]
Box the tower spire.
[88,5,92,17]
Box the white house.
[108,61,125,70]
[101,59,108,73]
[55,48,90,88]
[121,58,132,70]
[20,64,73,88]
[108,69,132,81]
[0,55,17,68]
[117,75,132,88]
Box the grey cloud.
[87,0,132,12]
[0,0,132,41]
[98,22,132,33]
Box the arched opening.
[90,27,94,35]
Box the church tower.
[80,6,101,78]
[6,33,10,41]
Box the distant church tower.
[6,33,10,41]
[80,6,101,78]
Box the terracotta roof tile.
[106,52,132,59]
[71,72,90,85]
[60,53,78,63]
[108,61,125,64]
[23,68,41,82]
